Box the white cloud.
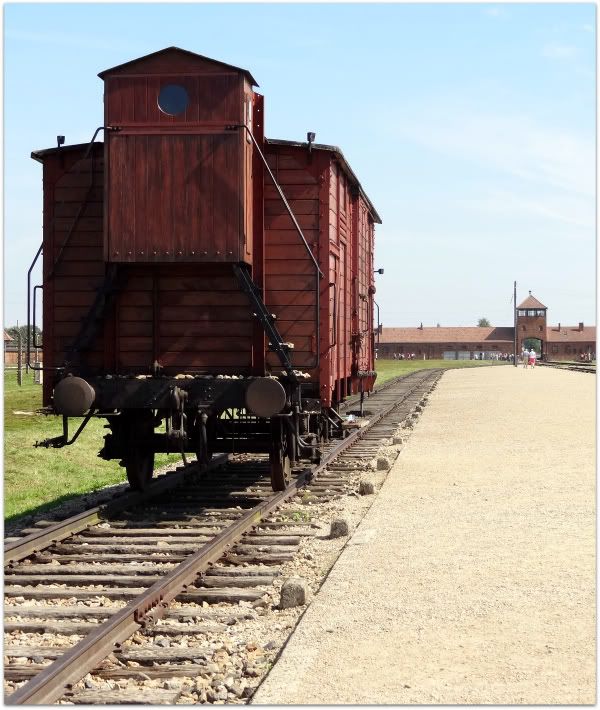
[455,188,594,232]
[393,103,594,199]
[542,43,579,59]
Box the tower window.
[158,84,189,116]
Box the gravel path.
[253,366,595,704]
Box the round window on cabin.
[157,84,189,116]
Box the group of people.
[474,352,514,361]
[392,353,416,360]
[522,347,537,368]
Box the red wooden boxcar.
[29,47,381,491]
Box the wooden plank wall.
[263,147,320,376]
[42,146,105,404]
[41,140,374,403]
[107,133,242,263]
[104,69,250,265]
[355,196,375,374]
[105,73,241,126]
[328,161,353,401]
[43,149,256,384]
[114,264,254,374]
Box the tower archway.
[516,291,547,360]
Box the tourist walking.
[522,348,529,368]
[529,348,537,368]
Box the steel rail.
[4,454,230,565]
[538,361,595,373]
[6,371,441,705]
[339,368,427,413]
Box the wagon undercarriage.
[40,374,341,492]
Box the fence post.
[17,331,22,386]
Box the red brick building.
[379,292,595,362]
[3,330,13,365]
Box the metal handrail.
[26,126,109,372]
[26,244,44,371]
[239,122,321,371]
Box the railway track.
[537,361,595,374]
[4,369,442,705]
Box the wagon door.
[100,49,255,265]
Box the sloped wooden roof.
[380,327,514,344]
[31,141,103,163]
[517,293,546,309]
[546,325,596,342]
[98,46,258,86]
[4,330,13,342]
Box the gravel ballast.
[253,366,595,704]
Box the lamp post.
[513,281,517,367]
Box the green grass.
[4,358,507,523]
[375,357,508,385]
[4,371,179,523]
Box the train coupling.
[34,435,68,449]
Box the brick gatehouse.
[379,292,595,362]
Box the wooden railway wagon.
[29,47,381,491]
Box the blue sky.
[4,2,596,329]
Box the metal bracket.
[35,410,95,448]
[233,263,299,386]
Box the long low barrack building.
[379,292,596,362]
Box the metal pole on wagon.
[513,281,517,367]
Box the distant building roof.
[380,323,596,347]
[518,293,547,309]
[4,330,13,342]
[380,326,514,345]
[546,325,596,342]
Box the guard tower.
[516,291,547,358]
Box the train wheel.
[269,418,291,491]
[192,412,213,467]
[125,447,155,491]
[122,412,155,491]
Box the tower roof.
[517,292,546,309]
